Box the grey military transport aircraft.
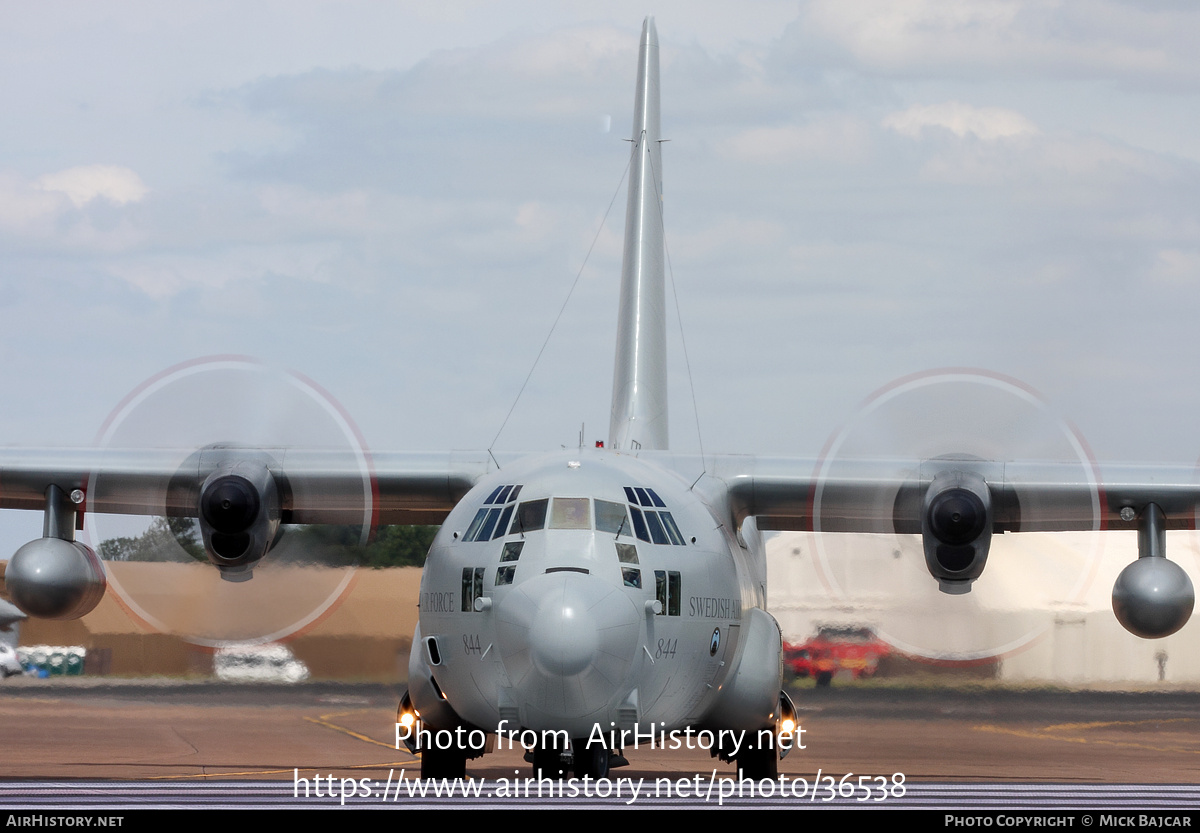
[0,18,1195,780]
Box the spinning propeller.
[808,369,1105,661]
[83,357,375,646]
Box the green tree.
[99,518,438,567]
[284,524,438,567]
[99,516,206,563]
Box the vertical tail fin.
[609,17,667,452]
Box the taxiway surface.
[0,680,1196,786]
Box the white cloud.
[514,201,560,242]
[721,116,872,164]
[883,102,1038,141]
[499,25,631,78]
[36,164,148,207]
[808,0,1019,65]
[802,0,1185,79]
[0,173,65,230]
[107,241,342,299]
[0,168,148,249]
[672,216,785,262]
[1149,248,1200,287]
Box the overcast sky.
[3,0,1200,529]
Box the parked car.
[0,644,22,678]
[214,644,310,683]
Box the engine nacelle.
[921,470,993,595]
[7,538,106,620]
[196,460,281,582]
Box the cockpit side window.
[659,512,685,546]
[492,505,514,540]
[463,508,489,542]
[495,542,523,586]
[630,506,650,542]
[643,510,669,545]
[476,507,503,541]
[462,567,485,612]
[463,484,525,542]
[654,570,682,616]
[623,485,686,546]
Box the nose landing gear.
[572,738,611,779]
[527,737,614,779]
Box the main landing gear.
[420,744,468,780]
[735,743,778,780]
[531,735,568,778]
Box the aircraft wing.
[0,447,491,524]
[3,443,1195,639]
[685,453,1198,637]
[0,446,493,620]
[704,455,1200,532]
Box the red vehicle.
[783,627,891,686]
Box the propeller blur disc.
[809,369,1103,662]
[84,356,375,647]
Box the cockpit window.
[462,567,485,612]
[627,486,666,508]
[655,570,681,616]
[510,499,548,535]
[595,500,629,535]
[659,512,685,546]
[476,507,504,541]
[463,484,525,542]
[473,493,680,543]
[550,497,590,529]
[495,542,523,586]
[463,509,489,542]
[643,510,669,545]
[629,506,649,542]
[491,505,514,540]
[623,485,686,546]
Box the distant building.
[767,530,1200,684]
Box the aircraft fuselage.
[409,448,777,760]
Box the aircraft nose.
[495,570,641,724]
[529,582,599,676]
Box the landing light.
[776,690,799,759]
[397,691,421,755]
